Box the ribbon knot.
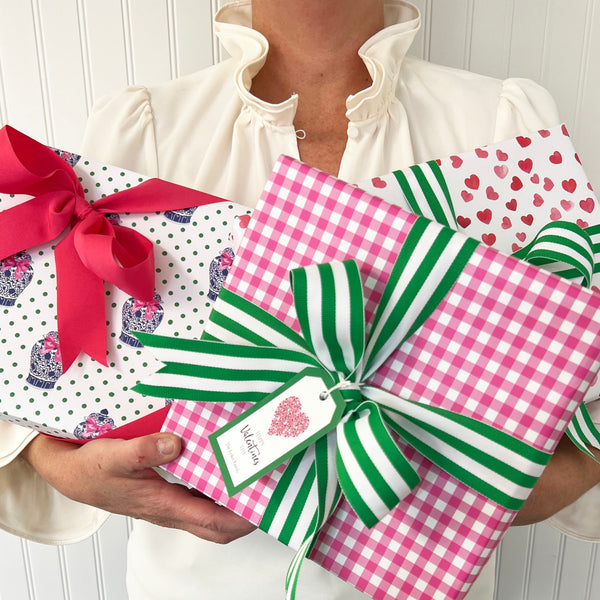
[0,126,227,371]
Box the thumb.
[118,433,182,474]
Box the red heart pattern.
[361,126,597,273]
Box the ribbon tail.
[133,332,318,402]
[566,402,600,463]
[512,221,595,286]
[55,234,107,369]
[362,386,552,511]
[336,401,419,527]
[259,433,341,600]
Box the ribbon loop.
[291,261,365,377]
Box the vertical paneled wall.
[1,1,599,599]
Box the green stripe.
[278,463,317,546]
[289,268,313,351]
[428,159,457,225]
[411,164,450,227]
[336,446,378,527]
[319,263,347,371]
[156,362,297,384]
[259,450,310,534]
[132,383,269,403]
[346,261,366,373]
[393,169,421,216]
[401,237,478,343]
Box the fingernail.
[157,437,175,456]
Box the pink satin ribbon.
[0,125,226,371]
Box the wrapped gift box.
[147,153,600,600]
[0,126,250,440]
[359,123,600,405]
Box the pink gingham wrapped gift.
[154,156,600,600]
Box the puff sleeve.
[81,86,158,177]
[493,77,561,141]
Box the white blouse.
[1,1,598,598]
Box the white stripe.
[145,372,282,394]
[143,344,310,373]
[403,168,436,222]
[331,262,361,372]
[363,387,547,495]
[365,224,466,378]
[324,430,342,515]
[302,265,328,366]
[421,164,456,229]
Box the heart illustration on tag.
[371,177,387,189]
[268,396,310,438]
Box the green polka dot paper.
[0,155,251,439]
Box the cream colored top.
[1,1,598,598]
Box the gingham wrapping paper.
[162,156,600,600]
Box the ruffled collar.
[214,0,421,125]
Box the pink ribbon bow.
[132,297,162,321]
[219,250,234,271]
[2,255,30,280]
[41,334,62,363]
[84,417,113,436]
[0,126,226,371]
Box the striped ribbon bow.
[396,160,600,462]
[136,218,554,600]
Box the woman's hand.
[21,432,256,544]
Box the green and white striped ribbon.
[137,217,555,600]
[393,161,457,229]
[390,163,600,459]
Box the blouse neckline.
[214,0,421,126]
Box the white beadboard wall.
[1,1,599,599]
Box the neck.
[251,1,384,103]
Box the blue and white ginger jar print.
[120,292,164,347]
[208,247,235,301]
[0,252,33,306]
[74,408,115,439]
[165,206,198,224]
[27,331,63,389]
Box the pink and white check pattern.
[163,156,600,600]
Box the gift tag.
[210,367,345,496]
